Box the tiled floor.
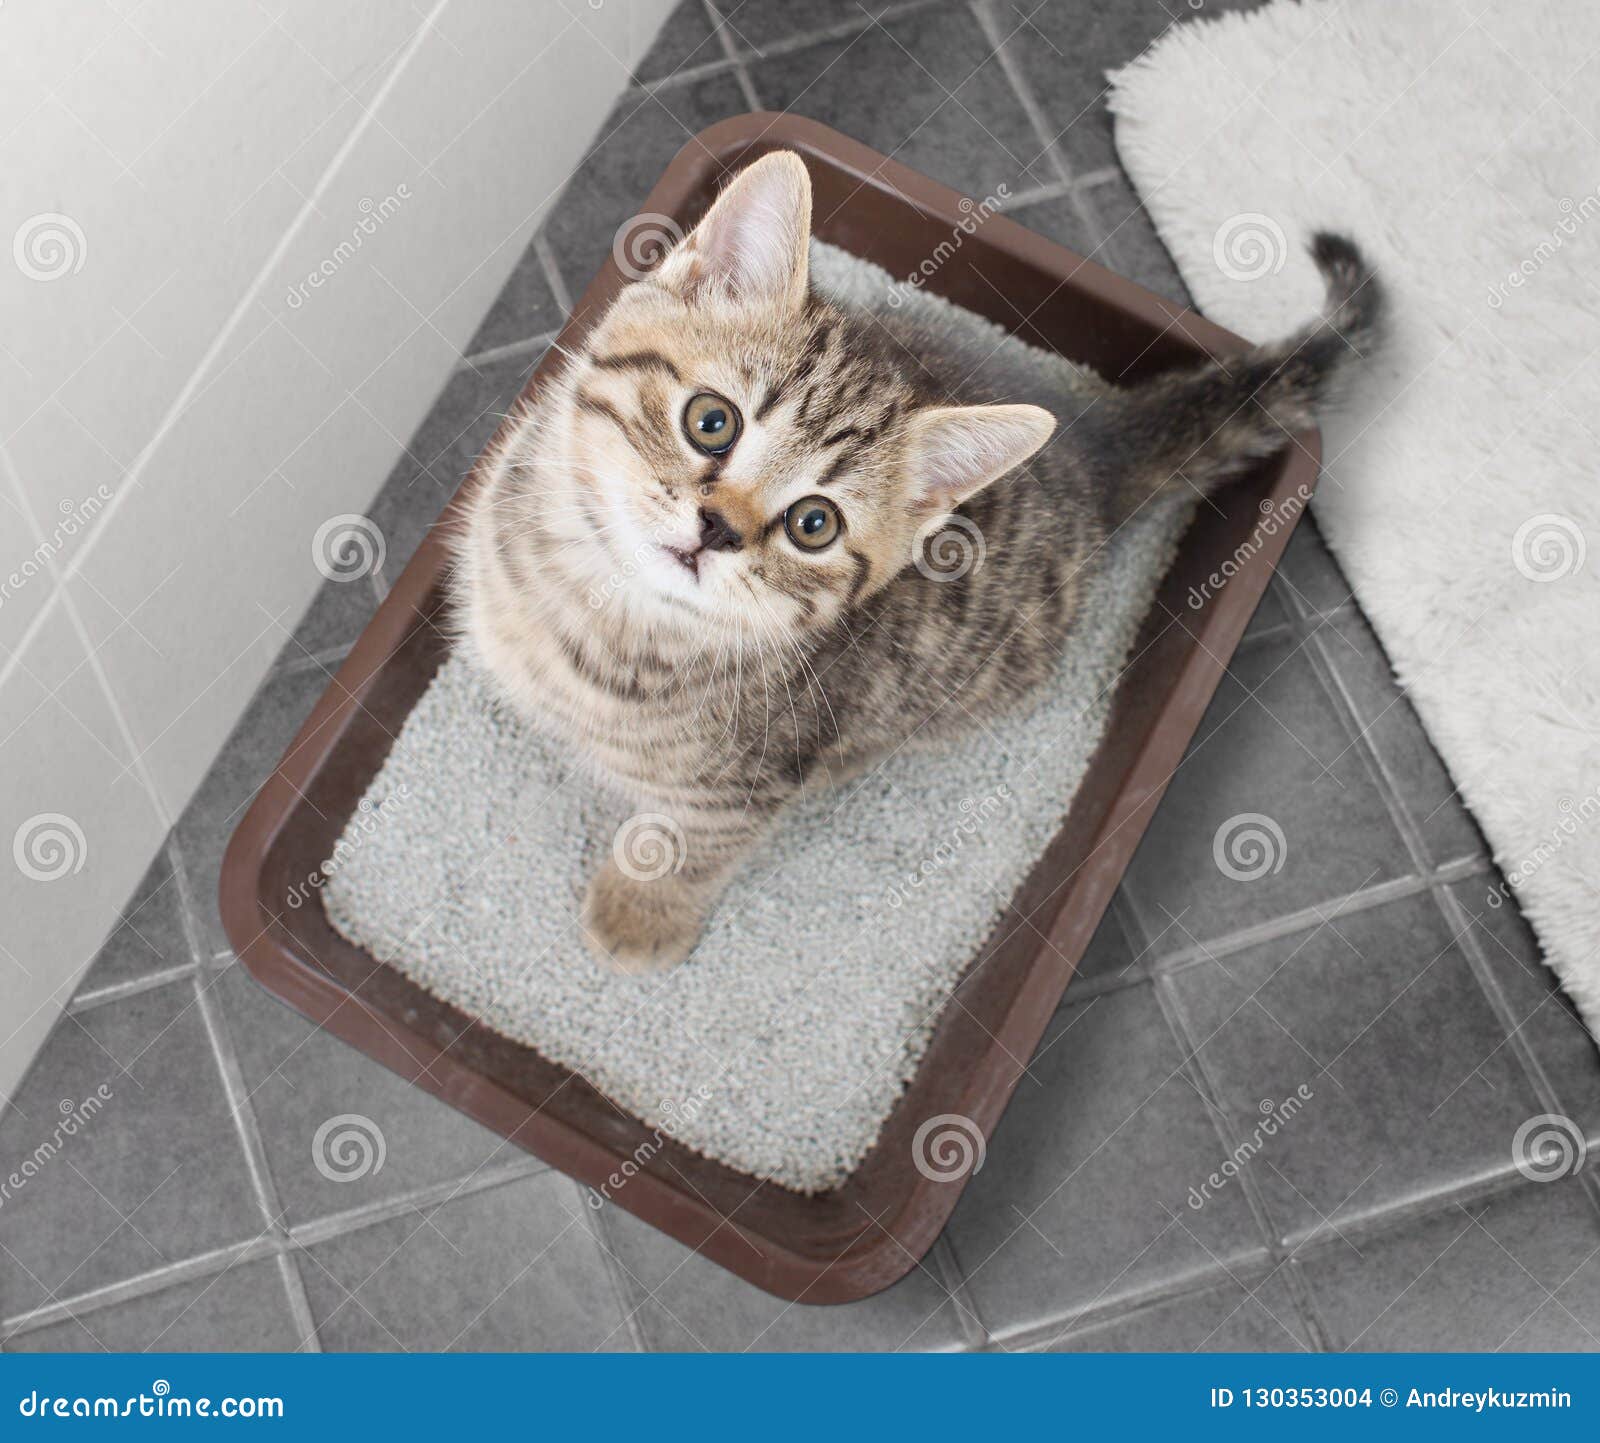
[5,0,1599,1353]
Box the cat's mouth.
[662,544,702,580]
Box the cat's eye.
[682,392,741,455]
[783,495,842,552]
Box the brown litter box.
[220,113,1319,1304]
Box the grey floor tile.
[6,1257,301,1352]
[1078,173,1191,309]
[993,0,1263,177]
[594,1200,965,1351]
[999,190,1103,260]
[541,75,750,305]
[1243,579,1294,642]
[752,5,1055,203]
[1277,513,1353,616]
[1166,891,1545,1243]
[462,245,563,360]
[1039,1265,1312,1351]
[1449,882,1600,1142]
[1122,629,1414,948]
[0,980,261,1317]
[720,0,941,54]
[1062,899,1144,994]
[72,846,193,1000]
[1303,1180,1600,1351]
[635,0,724,84]
[1314,608,1484,867]
[173,666,331,956]
[210,958,522,1229]
[284,574,381,662]
[370,348,540,589]
[297,1173,626,1351]
[945,981,1261,1337]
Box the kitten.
[458,152,1382,973]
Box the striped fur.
[457,154,1382,972]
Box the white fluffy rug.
[1109,0,1600,1031]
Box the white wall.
[0,0,676,1103]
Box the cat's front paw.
[582,859,707,975]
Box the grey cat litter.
[322,241,1192,1192]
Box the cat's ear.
[656,151,811,310]
[905,404,1056,511]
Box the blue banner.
[1,1353,1593,1436]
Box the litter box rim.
[220,112,1320,1305]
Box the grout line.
[532,233,573,316]
[929,1233,991,1347]
[1137,862,1489,977]
[1123,875,1330,1348]
[274,1252,319,1354]
[969,0,1075,189]
[191,970,322,1350]
[273,640,355,679]
[286,1155,548,1251]
[1281,582,1597,1223]
[630,50,744,95]
[2,1235,285,1341]
[704,1,762,111]
[67,960,200,1017]
[164,830,216,973]
[1,1151,550,1341]
[1433,882,1600,1224]
[634,0,959,93]
[1288,595,1440,875]
[456,328,558,374]
[998,176,1078,212]
[66,830,214,1021]
[1150,964,1333,1351]
[973,1145,1591,1355]
[1068,164,1128,193]
[579,1198,652,1353]
[989,1247,1282,1352]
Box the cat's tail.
[1089,231,1384,527]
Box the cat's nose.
[698,506,743,552]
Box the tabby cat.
[458,152,1381,973]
